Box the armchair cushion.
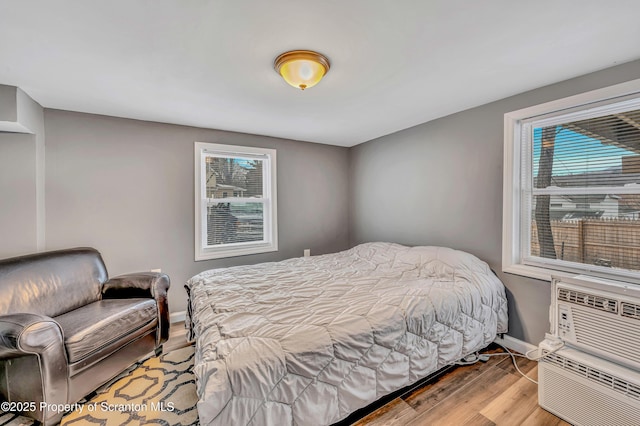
[55,299,157,363]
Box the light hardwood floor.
[163,325,567,426]
[162,320,190,353]
[354,347,570,426]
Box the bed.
[185,242,508,425]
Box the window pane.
[533,109,640,189]
[205,157,263,198]
[530,108,640,274]
[206,202,264,246]
[195,143,277,261]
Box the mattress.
[185,242,508,425]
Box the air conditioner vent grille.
[571,310,640,366]
[621,302,640,320]
[558,288,618,313]
[543,352,640,401]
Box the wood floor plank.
[354,347,566,426]
[479,366,539,425]
[402,350,506,414]
[495,353,538,376]
[406,366,520,426]
[520,406,572,426]
[351,397,417,426]
[462,413,496,426]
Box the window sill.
[502,264,572,282]
[195,244,277,261]
[503,262,640,285]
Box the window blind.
[525,107,640,273]
[204,155,266,246]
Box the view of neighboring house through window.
[504,82,640,282]
[194,142,277,260]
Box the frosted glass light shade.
[274,50,330,90]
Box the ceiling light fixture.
[274,50,330,91]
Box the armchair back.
[0,248,107,317]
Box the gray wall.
[0,133,38,258]
[44,110,350,314]
[349,59,640,345]
[0,87,44,257]
[0,85,18,122]
[4,60,639,338]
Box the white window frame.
[194,142,277,261]
[503,78,640,283]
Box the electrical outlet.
[303,249,311,257]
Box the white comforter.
[185,242,508,425]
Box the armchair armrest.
[0,313,65,358]
[102,272,170,299]
[102,272,170,345]
[0,313,68,411]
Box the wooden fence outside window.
[531,219,640,271]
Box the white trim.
[170,311,186,323]
[502,78,640,282]
[36,134,45,251]
[504,78,640,122]
[194,142,278,261]
[502,263,573,282]
[198,243,277,260]
[502,110,521,275]
[494,334,538,355]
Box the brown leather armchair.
[0,248,170,425]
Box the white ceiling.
[1,1,640,147]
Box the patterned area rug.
[0,345,197,426]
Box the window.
[503,79,640,283]
[194,142,277,260]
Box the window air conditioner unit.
[550,274,640,370]
[538,340,640,426]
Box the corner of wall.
[0,86,45,256]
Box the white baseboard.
[170,311,186,323]
[494,334,537,355]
